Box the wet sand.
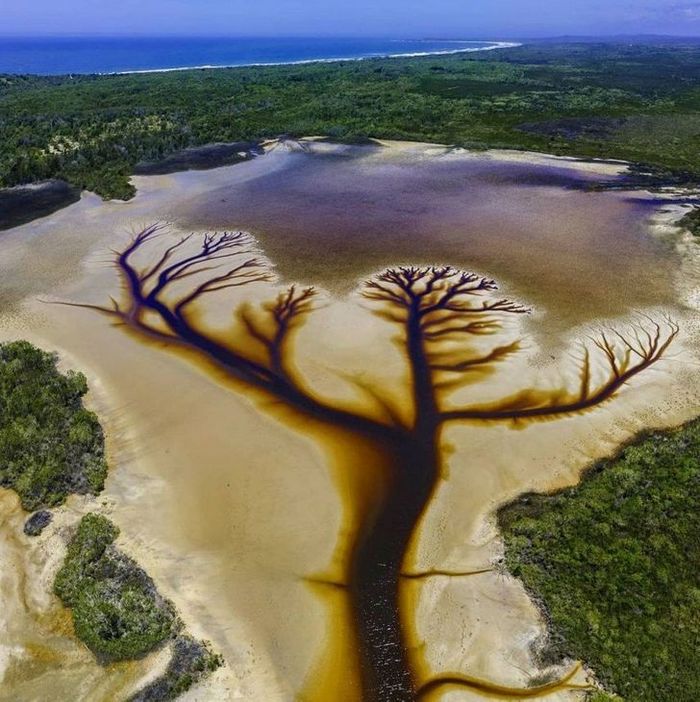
[0,140,698,701]
[0,180,81,232]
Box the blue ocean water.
[0,37,512,76]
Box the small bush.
[679,207,700,237]
[54,514,180,662]
[130,635,224,702]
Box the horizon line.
[1,32,699,40]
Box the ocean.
[0,37,515,76]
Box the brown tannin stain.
[75,226,676,700]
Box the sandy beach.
[0,140,698,701]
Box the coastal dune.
[0,140,698,701]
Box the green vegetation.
[0,341,107,511]
[680,206,700,236]
[499,419,700,702]
[54,513,223,697]
[130,635,224,702]
[54,513,180,662]
[1,41,700,199]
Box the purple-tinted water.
[174,146,675,333]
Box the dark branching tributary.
[69,223,678,700]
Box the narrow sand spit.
[0,140,698,700]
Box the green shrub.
[54,514,180,662]
[54,513,119,605]
[500,419,700,701]
[0,341,108,510]
[679,207,700,237]
[73,580,176,662]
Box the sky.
[2,0,699,38]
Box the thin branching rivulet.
[65,224,678,701]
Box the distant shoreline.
[0,37,521,76]
[108,41,521,75]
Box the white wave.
[105,41,522,76]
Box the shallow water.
[0,141,697,701]
[176,143,677,337]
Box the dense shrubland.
[0,341,107,510]
[54,513,223,698]
[500,419,700,701]
[1,41,699,199]
[54,513,180,661]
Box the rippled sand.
[0,140,698,701]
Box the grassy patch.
[679,207,700,236]
[0,341,107,511]
[54,513,180,662]
[499,419,700,701]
